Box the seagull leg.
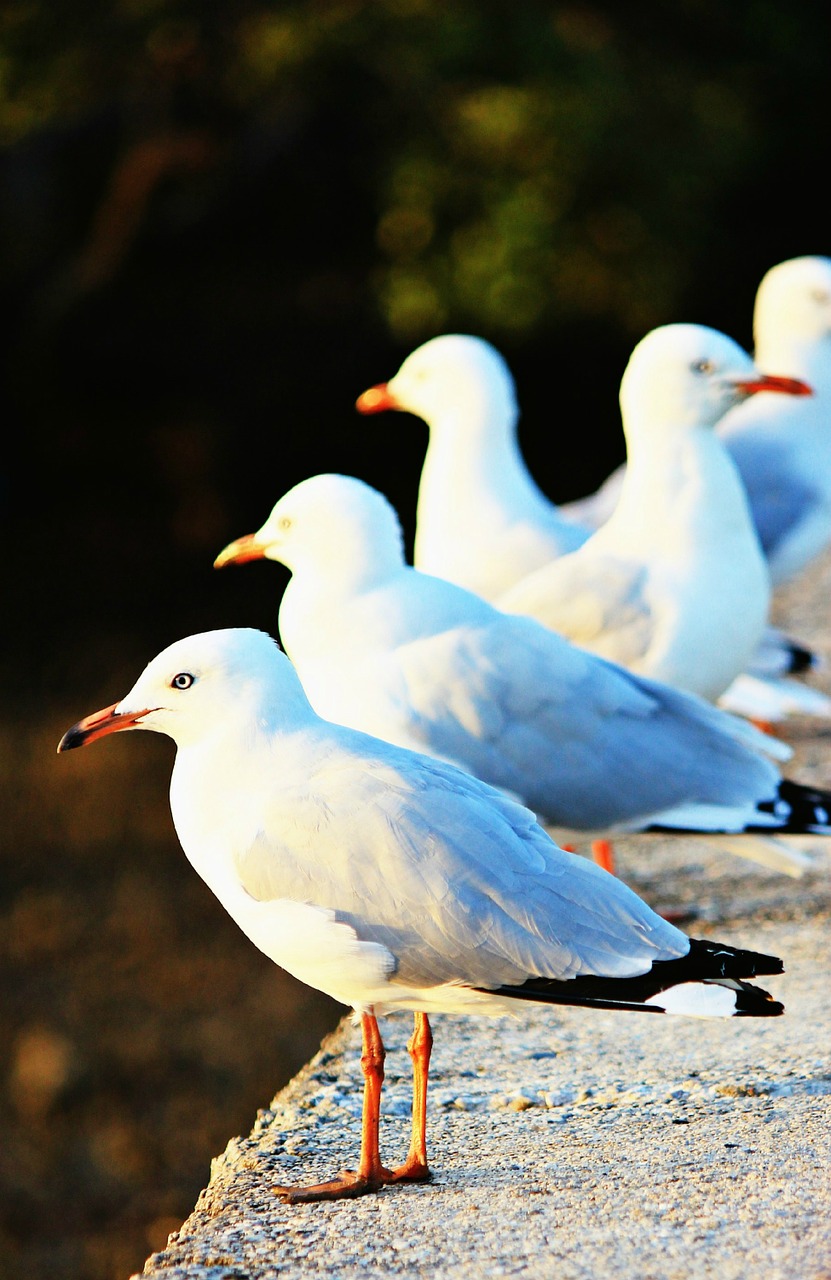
[590,839,616,874]
[562,840,617,875]
[274,1011,391,1203]
[388,1012,433,1182]
[273,1011,433,1203]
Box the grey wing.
[387,614,783,832]
[497,551,654,668]
[724,433,820,557]
[233,745,688,992]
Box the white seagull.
[58,626,785,1201]
[496,323,812,708]
[718,255,831,587]
[565,256,831,589]
[213,472,831,874]
[356,333,589,600]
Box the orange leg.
[274,1011,432,1203]
[750,719,779,736]
[561,840,616,874]
[590,838,616,874]
[390,1012,433,1181]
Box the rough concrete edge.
[133,1018,356,1278]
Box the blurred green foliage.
[2,0,829,346]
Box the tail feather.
[476,939,784,1018]
[718,672,831,722]
[649,778,831,838]
[782,640,818,675]
[751,779,831,833]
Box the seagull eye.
[811,288,829,304]
[692,359,715,375]
[171,672,195,690]
[278,516,292,531]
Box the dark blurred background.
[1,3,829,1277]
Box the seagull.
[57,626,785,1202]
[718,255,831,587]
[213,472,831,875]
[355,333,589,600]
[495,323,812,709]
[357,328,826,724]
[564,257,831,589]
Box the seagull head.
[619,322,812,439]
[355,333,518,436]
[752,255,831,375]
[213,473,406,587]
[57,628,308,753]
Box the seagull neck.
[610,427,709,520]
[754,336,831,395]
[426,395,520,455]
[421,404,540,505]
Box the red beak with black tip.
[213,532,267,569]
[57,703,151,752]
[736,373,813,397]
[355,383,400,414]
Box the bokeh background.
[2,3,830,1277]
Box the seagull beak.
[733,373,813,398]
[213,532,267,569]
[57,703,151,752]
[355,382,399,414]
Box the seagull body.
[356,333,588,600]
[497,324,811,705]
[58,627,784,1200]
[717,255,831,586]
[214,473,831,863]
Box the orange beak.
[57,702,151,752]
[213,532,266,569]
[355,383,400,414]
[735,373,813,397]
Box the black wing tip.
[786,644,817,674]
[475,939,785,1015]
[752,779,831,833]
[687,938,784,978]
[734,993,784,1017]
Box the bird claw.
[386,1158,432,1184]
[273,1171,380,1203]
[273,1161,430,1203]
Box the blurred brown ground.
[0,708,341,1280]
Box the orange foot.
[750,718,780,736]
[274,1162,430,1204]
[590,839,615,874]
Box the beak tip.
[355,384,393,415]
[212,533,263,569]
